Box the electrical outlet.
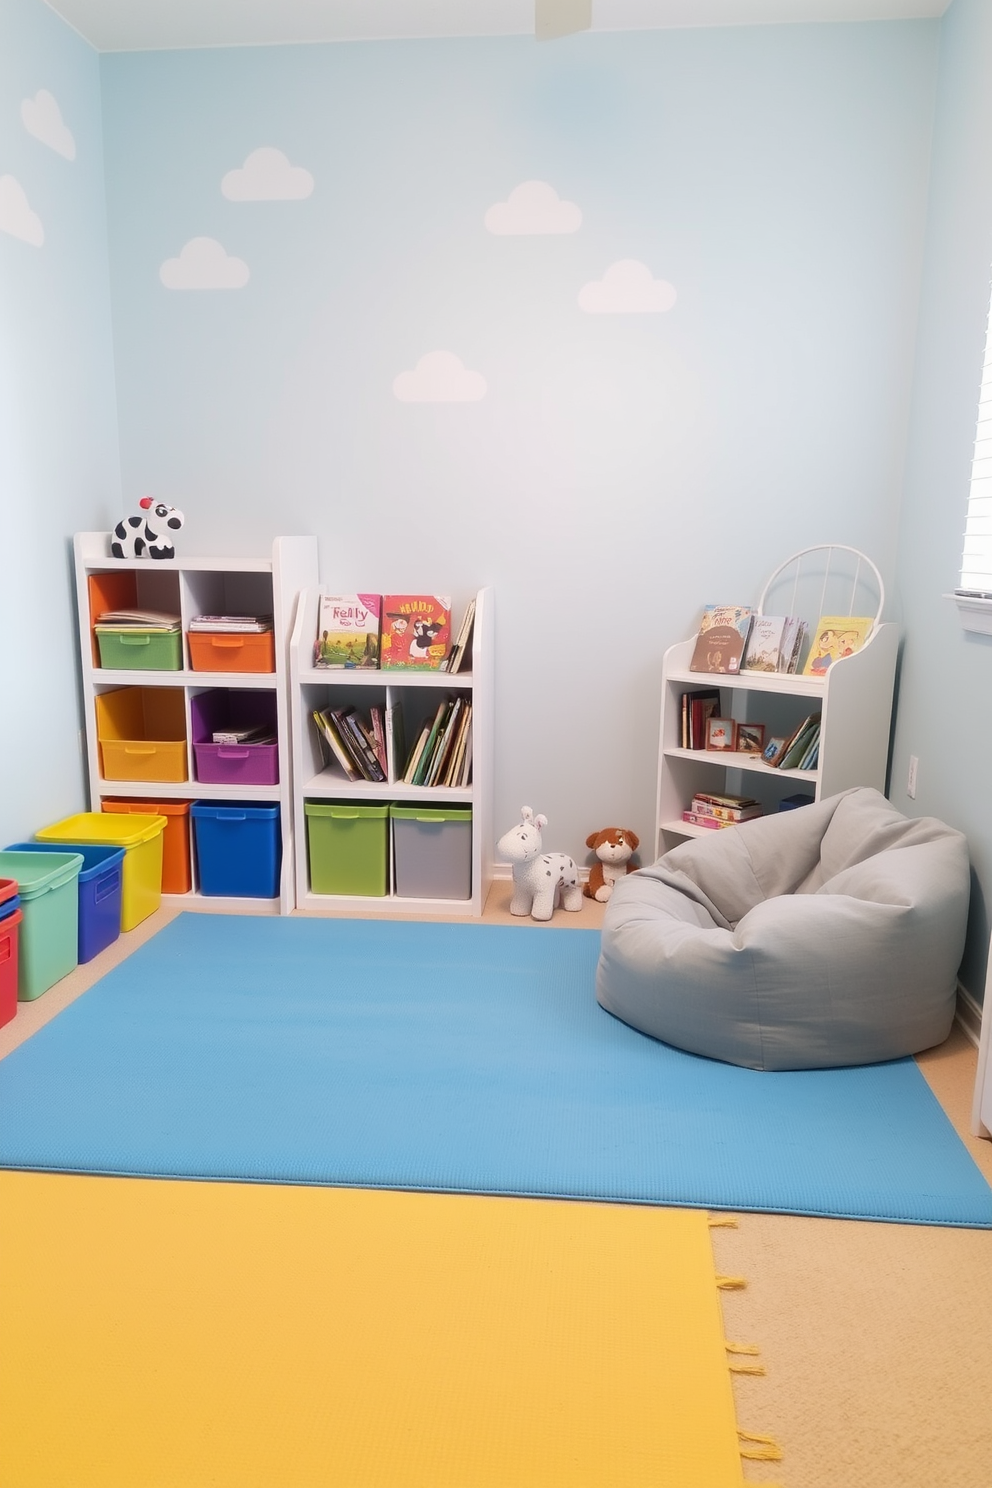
[907,755,919,800]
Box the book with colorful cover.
[741,615,787,673]
[682,811,743,830]
[380,595,451,671]
[802,616,873,677]
[689,605,753,675]
[313,594,381,669]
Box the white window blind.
[959,281,992,595]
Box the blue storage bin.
[5,841,125,964]
[190,802,281,899]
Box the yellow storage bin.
[35,812,167,931]
[95,687,188,783]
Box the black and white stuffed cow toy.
[111,497,185,560]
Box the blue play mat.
[0,914,989,1227]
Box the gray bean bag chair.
[596,788,969,1070]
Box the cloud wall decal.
[221,148,314,201]
[160,236,249,289]
[21,90,75,160]
[0,175,44,246]
[485,180,581,235]
[393,351,487,403]
[578,259,676,313]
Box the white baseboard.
[955,982,983,1049]
[490,863,591,883]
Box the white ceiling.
[43,0,950,54]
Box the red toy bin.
[0,881,22,1028]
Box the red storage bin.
[0,879,21,1028]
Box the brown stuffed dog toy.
[583,827,640,903]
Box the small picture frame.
[736,723,766,755]
[762,735,787,765]
[706,717,736,752]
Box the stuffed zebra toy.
[111,497,185,560]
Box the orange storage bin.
[95,687,188,783]
[102,799,193,894]
[187,631,275,673]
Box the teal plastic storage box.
[0,850,83,1000]
[5,842,124,964]
[305,801,389,897]
[390,805,472,900]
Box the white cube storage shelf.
[289,588,494,917]
[74,532,319,915]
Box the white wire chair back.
[756,545,884,635]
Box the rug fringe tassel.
[716,1273,747,1289]
[708,1214,739,1228]
[738,1429,784,1462]
[726,1340,765,1374]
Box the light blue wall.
[0,0,121,848]
[98,22,938,863]
[891,0,992,1003]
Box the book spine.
[681,811,733,830]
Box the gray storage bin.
[390,805,472,900]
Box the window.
[952,275,992,632]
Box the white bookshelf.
[289,587,494,916]
[73,532,319,914]
[655,623,899,858]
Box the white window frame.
[949,274,992,633]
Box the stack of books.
[765,713,821,771]
[681,792,763,830]
[94,607,180,634]
[312,695,473,789]
[402,695,473,788]
[188,614,273,632]
[313,705,391,783]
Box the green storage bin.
[0,850,83,1001]
[390,805,472,900]
[96,628,182,671]
[305,801,389,897]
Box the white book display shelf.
[655,624,899,860]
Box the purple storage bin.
[190,689,279,786]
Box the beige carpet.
[2,881,991,1488]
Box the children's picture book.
[380,595,451,671]
[802,616,873,677]
[779,616,808,674]
[741,615,787,673]
[313,594,381,669]
[440,599,476,674]
[689,605,753,675]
